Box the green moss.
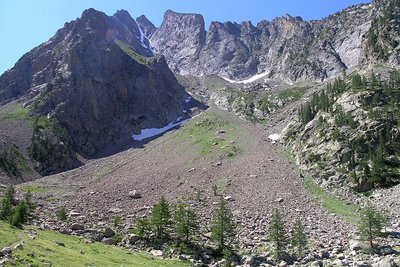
[304,177,360,222]
[0,221,188,267]
[0,105,30,122]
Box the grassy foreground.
[0,221,188,267]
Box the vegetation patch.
[277,86,308,103]
[0,105,30,122]
[20,185,47,194]
[0,146,30,177]
[0,221,188,267]
[115,40,154,66]
[304,177,360,222]
[176,112,241,158]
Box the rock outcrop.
[136,15,157,38]
[149,10,206,75]
[362,0,400,65]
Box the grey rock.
[378,246,397,256]
[127,234,140,245]
[150,249,164,257]
[14,243,24,250]
[102,238,117,245]
[128,190,142,199]
[70,223,85,231]
[103,228,116,238]
[372,257,399,267]
[0,247,12,256]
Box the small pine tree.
[173,203,198,244]
[24,189,35,213]
[0,185,16,221]
[57,206,68,222]
[10,200,29,228]
[358,204,386,253]
[151,196,171,241]
[134,217,152,240]
[269,209,287,261]
[291,218,308,259]
[211,197,237,252]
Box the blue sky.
[0,0,370,75]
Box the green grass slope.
[0,221,188,267]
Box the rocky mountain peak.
[113,9,131,20]
[136,15,157,38]
[81,8,106,20]
[145,4,381,82]
[150,10,206,74]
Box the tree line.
[0,185,390,264]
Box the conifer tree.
[10,200,29,228]
[134,217,152,240]
[211,197,237,252]
[0,185,16,221]
[269,209,287,261]
[173,203,198,244]
[291,218,308,258]
[151,196,171,241]
[358,204,386,253]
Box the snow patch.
[268,133,281,142]
[222,71,269,84]
[132,118,191,141]
[137,25,155,55]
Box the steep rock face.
[148,4,374,82]
[149,10,206,74]
[362,0,400,65]
[0,8,189,160]
[136,15,157,38]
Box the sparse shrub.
[113,215,122,228]
[112,234,123,243]
[57,206,68,222]
[212,184,218,196]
